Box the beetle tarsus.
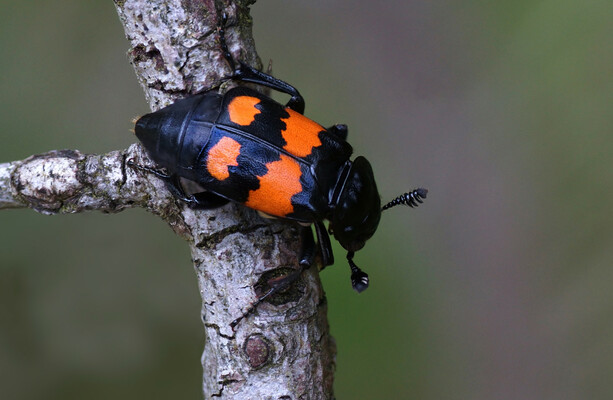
[347,251,369,293]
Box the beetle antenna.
[381,188,428,211]
[347,251,369,293]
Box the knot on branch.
[12,150,84,214]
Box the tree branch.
[0,145,189,236]
[1,0,335,398]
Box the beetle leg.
[163,174,198,203]
[128,160,229,209]
[327,124,348,141]
[299,225,317,267]
[217,13,306,114]
[166,177,229,209]
[233,63,306,114]
[127,159,171,179]
[128,159,192,203]
[314,221,334,269]
[189,192,230,209]
[162,175,230,209]
[147,173,202,207]
[230,267,304,330]
[217,13,237,72]
[262,226,315,292]
[127,159,194,203]
[347,251,369,293]
[230,227,315,330]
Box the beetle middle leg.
[164,175,230,209]
[127,159,229,209]
[230,226,318,330]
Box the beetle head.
[330,157,427,294]
[330,156,382,252]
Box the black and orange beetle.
[131,17,427,326]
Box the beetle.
[131,17,427,326]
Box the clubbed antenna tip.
[381,188,428,211]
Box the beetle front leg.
[314,221,334,268]
[347,251,369,293]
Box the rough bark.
[0,1,336,398]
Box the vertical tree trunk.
[113,1,336,398]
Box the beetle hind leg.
[232,63,306,114]
[217,13,306,114]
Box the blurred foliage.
[1,0,612,399]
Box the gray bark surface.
[0,1,336,398]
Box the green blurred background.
[1,1,611,398]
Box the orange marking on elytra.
[207,137,241,180]
[228,96,261,126]
[281,108,323,157]
[245,155,302,217]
